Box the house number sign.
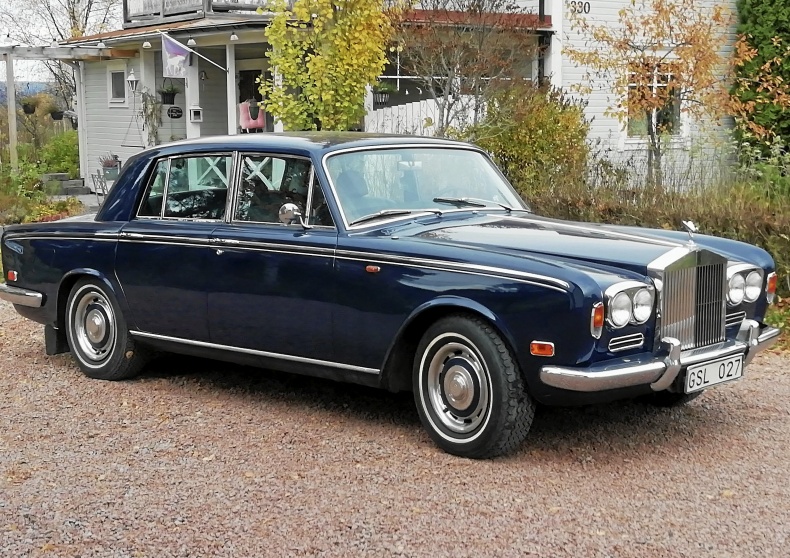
[569,1,591,13]
[167,107,183,119]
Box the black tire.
[413,314,535,458]
[64,278,148,380]
[644,390,704,407]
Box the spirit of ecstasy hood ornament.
[681,220,697,244]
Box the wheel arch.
[56,269,125,330]
[379,296,519,393]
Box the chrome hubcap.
[425,338,490,435]
[85,309,107,344]
[443,367,474,410]
[72,288,116,364]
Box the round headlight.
[610,291,632,328]
[632,288,654,324]
[728,273,745,305]
[744,270,762,302]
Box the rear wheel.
[413,314,535,458]
[65,278,148,380]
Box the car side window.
[234,155,311,223]
[138,159,169,217]
[306,172,334,227]
[137,155,232,220]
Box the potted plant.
[157,79,181,105]
[20,96,38,114]
[49,108,64,120]
[99,153,121,180]
[372,81,397,107]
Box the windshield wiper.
[433,196,528,213]
[349,209,413,226]
[432,197,487,207]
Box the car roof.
[147,132,475,159]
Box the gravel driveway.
[1,299,788,557]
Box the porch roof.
[60,15,274,47]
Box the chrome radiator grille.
[661,260,726,350]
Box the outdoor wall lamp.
[127,69,139,93]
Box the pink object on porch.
[239,101,266,131]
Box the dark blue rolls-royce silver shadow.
[0,133,780,458]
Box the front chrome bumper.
[0,283,44,307]
[540,320,781,393]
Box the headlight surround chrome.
[726,264,763,306]
[604,281,656,329]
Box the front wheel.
[413,315,535,458]
[65,278,148,380]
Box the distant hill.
[0,81,52,103]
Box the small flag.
[162,34,189,78]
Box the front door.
[207,153,338,361]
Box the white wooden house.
[1,0,737,184]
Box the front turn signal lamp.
[766,272,777,304]
[591,302,604,339]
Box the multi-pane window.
[137,155,232,220]
[626,63,681,138]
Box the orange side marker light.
[530,341,555,357]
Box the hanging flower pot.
[50,110,64,121]
[159,91,177,105]
[157,78,181,106]
[22,103,35,114]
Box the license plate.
[684,355,743,394]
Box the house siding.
[82,59,146,178]
[560,0,739,185]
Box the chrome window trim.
[135,152,234,222]
[320,144,529,231]
[129,330,380,375]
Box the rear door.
[115,152,233,342]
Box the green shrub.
[39,131,80,179]
[461,85,590,198]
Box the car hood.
[408,213,689,275]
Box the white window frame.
[107,62,129,108]
[619,61,689,152]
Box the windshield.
[324,147,528,225]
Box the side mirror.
[278,203,312,229]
